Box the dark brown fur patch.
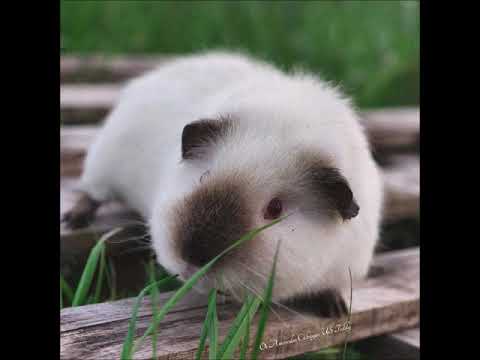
[172,176,251,267]
[282,288,348,318]
[62,192,101,229]
[297,152,359,221]
[181,117,233,160]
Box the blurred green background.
[61,0,419,108]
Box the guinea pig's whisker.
[235,261,314,322]
[236,280,262,300]
[234,261,268,281]
[114,219,150,229]
[236,280,290,326]
[223,277,242,302]
[270,299,314,323]
[105,233,151,245]
[116,245,153,256]
[216,275,232,303]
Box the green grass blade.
[130,217,285,356]
[218,294,253,357]
[208,289,218,360]
[72,228,122,307]
[220,296,261,360]
[251,240,281,360]
[195,288,217,360]
[87,294,96,305]
[60,275,74,305]
[149,261,161,360]
[120,275,178,360]
[106,256,117,300]
[239,298,251,360]
[93,243,107,303]
[342,267,354,360]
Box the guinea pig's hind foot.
[62,192,101,229]
[281,289,349,319]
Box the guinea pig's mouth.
[176,264,220,294]
[179,264,201,280]
[177,264,239,297]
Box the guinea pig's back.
[80,52,277,214]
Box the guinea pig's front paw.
[282,289,349,319]
[62,210,93,229]
[62,193,100,229]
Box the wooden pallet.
[60,247,419,360]
[60,57,420,358]
[61,55,172,83]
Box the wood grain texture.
[60,85,419,151]
[61,55,172,83]
[60,247,419,360]
[365,108,420,150]
[60,105,420,176]
[391,326,419,348]
[382,155,420,222]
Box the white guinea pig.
[64,51,383,317]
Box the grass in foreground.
[122,217,285,358]
[60,219,363,359]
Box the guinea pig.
[63,51,383,317]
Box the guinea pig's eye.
[264,197,283,220]
[200,170,210,183]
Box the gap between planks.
[60,247,419,360]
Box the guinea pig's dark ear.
[310,166,360,221]
[181,118,230,160]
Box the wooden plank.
[60,247,419,360]
[391,326,419,348]
[61,55,172,83]
[382,155,420,222]
[60,85,118,124]
[61,128,97,177]
[60,109,419,176]
[60,86,419,150]
[365,108,420,150]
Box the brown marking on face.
[181,117,233,160]
[171,175,253,268]
[296,151,359,221]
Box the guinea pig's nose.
[176,181,249,267]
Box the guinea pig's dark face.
[152,117,360,299]
[171,176,253,269]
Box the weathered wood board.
[382,155,420,222]
[391,326,419,349]
[61,55,172,83]
[60,87,419,151]
[60,247,419,360]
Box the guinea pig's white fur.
[79,51,383,302]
